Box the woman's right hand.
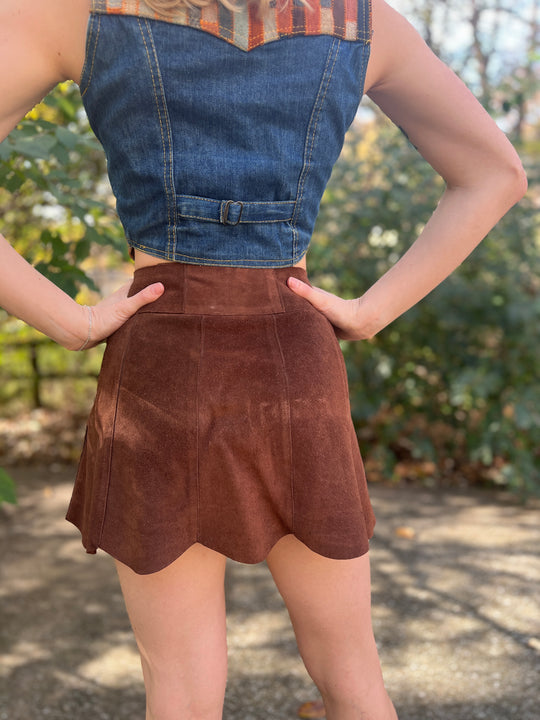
[329,0,527,336]
[287,276,377,340]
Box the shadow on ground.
[0,466,539,720]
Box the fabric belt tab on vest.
[177,194,295,225]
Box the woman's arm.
[0,0,163,350]
[289,0,527,339]
[0,0,88,140]
[0,235,163,350]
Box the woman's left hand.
[287,276,375,340]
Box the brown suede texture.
[66,264,376,574]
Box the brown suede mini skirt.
[67,263,375,574]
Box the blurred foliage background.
[0,0,539,503]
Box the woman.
[0,0,526,719]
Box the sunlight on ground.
[78,645,142,688]
[0,641,52,677]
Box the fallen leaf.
[395,526,416,539]
[297,700,326,718]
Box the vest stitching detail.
[291,37,339,258]
[80,14,101,97]
[137,19,177,259]
[177,195,295,205]
[177,216,292,224]
[129,239,306,264]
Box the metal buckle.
[222,200,243,226]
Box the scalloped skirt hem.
[68,529,375,575]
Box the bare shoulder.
[0,0,90,74]
[364,0,432,94]
[49,0,93,84]
[0,0,90,141]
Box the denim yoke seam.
[138,18,177,259]
[80,13,101,98]
[291,38,341,261]
[91,2,372,49]
[366,0,374,42]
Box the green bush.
[311,117,539,497]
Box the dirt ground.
[1,465,539,720]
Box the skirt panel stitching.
[271,314,295,532]
[96,318,136,547]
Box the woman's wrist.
[0,235,98,350]
[62,303,95,351]
[49,301,94,352]
[72,305,94,351]
[351,296,385,340]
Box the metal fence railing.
[0,339,99,409]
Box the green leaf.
[11,134,58,159]
[55,126,80,150]
[0,469,17,505]
[4,172,26,193]
[0,139,12,161]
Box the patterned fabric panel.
[91,0,371,51]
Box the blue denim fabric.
[80,4,371,267]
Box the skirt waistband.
[129,263,310,316]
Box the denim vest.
[80,0,372,267]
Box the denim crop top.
[80,0,372,267]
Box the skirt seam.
[96,318,135,548]
[131,307,313,318]
[196,315,204,542]
[271,314,295,533]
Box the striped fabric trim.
[91,0,372,51]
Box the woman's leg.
[114,543,228,720]
[266,535,398,720]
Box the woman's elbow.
[505,153,528,203]
[472,152,528,210]
[495,139,528,205]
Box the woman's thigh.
[114,543,228,713]
[266,535,385,698]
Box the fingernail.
[288,277,302,289]
[151,282,164,295]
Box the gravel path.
[1,466,539,720]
